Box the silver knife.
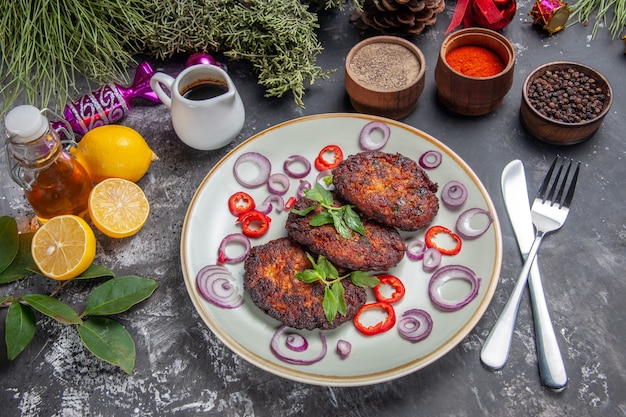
[480,160,568,391]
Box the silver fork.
[481,157,580,377]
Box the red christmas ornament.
[446,0,517,34]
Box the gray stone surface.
[1,4,625,416]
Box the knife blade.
[480,160,567,390]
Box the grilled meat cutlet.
[243,237,366,330]
[332,151,439,231]
[286,193,405,271]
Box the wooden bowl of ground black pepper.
[345,36,426,120]
[435,28,515,116]
[520,61,613,145]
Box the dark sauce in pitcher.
[181,79,228,101]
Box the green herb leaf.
[309,210,334,227]
[290,205,318,217]
[350,271,380,288]
[74,264,115,280]
[331,281,347,316]
[331,210,352,239]
[5,300,36,360]
[304,183,334,205]
[343,205,366,236]
[0,216,19,274]
[295,269,322,283]
[314,255,339,280]
[0,232,36,284]
[77,317,135,374]
[20,294,82,325]
[83,276,158,316]
[323,286,339,324]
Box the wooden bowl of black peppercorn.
[520,61,613,145]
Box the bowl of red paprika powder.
[520,61,613,145]
[345,36,426,120]
[435,28,515,116]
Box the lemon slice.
[89,178,150,238]
[31,215,96,281]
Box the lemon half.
[88,178,150,238]
[32,215,96,281]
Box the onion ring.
[196,264,244,309]
[406,239,426,261]
[256,194,285,215]
[267,172,290,195]
[359,121,391,151]
[270,326,327,365]
[217,233,251,264]
[422,247,442,273]
[286,334,308,352]
[398,309,433,342]
[455,208,493,240]
[296,180,312,199]
[441,180,468,210]
[283,155,311,179]
[419,150,442,169]
[315,169,332,185]
[428,265,481,311]
[233,152,272,188]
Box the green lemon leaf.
[77,317,135,374]
[74,264,115,280]
[20,294,82,325]
[0,216,19,274]
[350,271,380,288]
[323,286,338,324]
[343,205,366,236]
[83,276,158,316]
[5,300,36,360]
[0,232,36,284]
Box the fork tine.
[545,158,565,204]
[537,157,559,200]
[562,161,580,208]
[554,158,572,206]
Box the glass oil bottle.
[4,105,93,222]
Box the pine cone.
[351,0,446,36]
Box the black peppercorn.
[527,68,606,123]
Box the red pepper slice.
[373,274,406,304]
[284,196,297,210]
[237,210,271,238]
[228,192,256,217]
[314,145,344,171]
[425,225,462,256]
[353,302,396,336]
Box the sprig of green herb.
[296,253,379,323]
[291,183,366,239]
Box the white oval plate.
[181,113,502,386]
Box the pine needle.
[570,0,626,39]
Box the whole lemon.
[71,125,158,183]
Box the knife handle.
[481,235,543,369]
[527,261,568,391]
